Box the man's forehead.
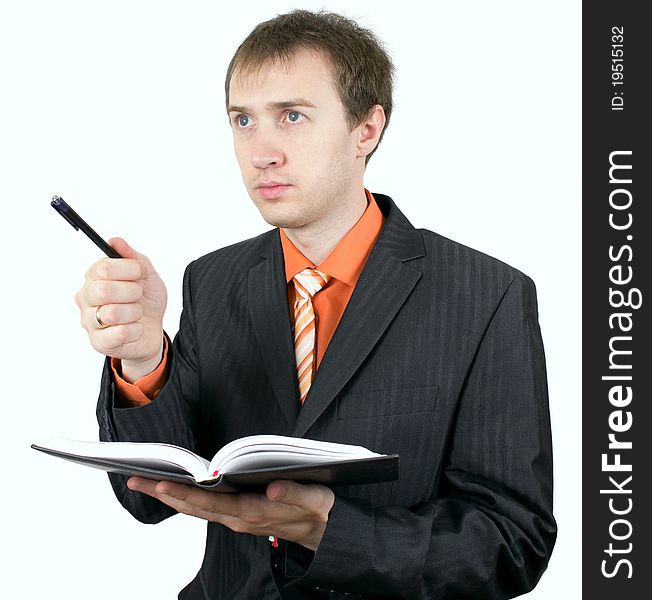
[228,49,336,106]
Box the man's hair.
[225,9,394,163]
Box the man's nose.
[250,126,285,169]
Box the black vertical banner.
[583,2,651,599]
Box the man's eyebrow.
[227,98,318,113]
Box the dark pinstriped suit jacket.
[97,194,556,599]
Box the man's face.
[228,49,362,231]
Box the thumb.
[109,237,158,280]
[108,237,139,260]
[267,480,318,507]
[267,480,335,515]
[266,480,296,504]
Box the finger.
[127,476,160,495]
[107,237,139,260]
[128,478,195,516]
[153,483,264,522]
[85,280,143,306]
[108,238,157,278]
[144,483,305,537]
[93,303,144,328]
[155,492,244,530]
[266,480,334,514]
[155,481,233,513]
[91,258,143,282]
[150,482,242,524]
[84,304,105,332]
[92,322,144,349]
[127,478,205,512]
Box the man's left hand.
[127,476,335,551]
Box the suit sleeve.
[292,274,557,599]
[96,261,201,524]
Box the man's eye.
[237,115,252,128]
[286,111,304,123]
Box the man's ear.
[355,105,386,159]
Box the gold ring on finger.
[95,306,108,328]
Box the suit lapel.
[292,195,425,438]
[248,232,300,428]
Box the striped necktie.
[292,268,330,404]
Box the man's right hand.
[75,237,168,383]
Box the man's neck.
[282,188,368,265]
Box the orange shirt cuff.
[110,336,170,408]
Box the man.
[77,10,556,599]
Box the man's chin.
[253,204,308,230]
[260,214,307,229]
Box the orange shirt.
[113,190,383,406]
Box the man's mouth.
[255,182,291,199]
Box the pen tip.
[52,195,60,202]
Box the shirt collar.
[280,189,384,286]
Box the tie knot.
[293,268,330,300]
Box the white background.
[0,1,579,598]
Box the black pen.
[51,195,122,258]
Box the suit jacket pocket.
[336,385,439,420]
[332,386,441,506]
